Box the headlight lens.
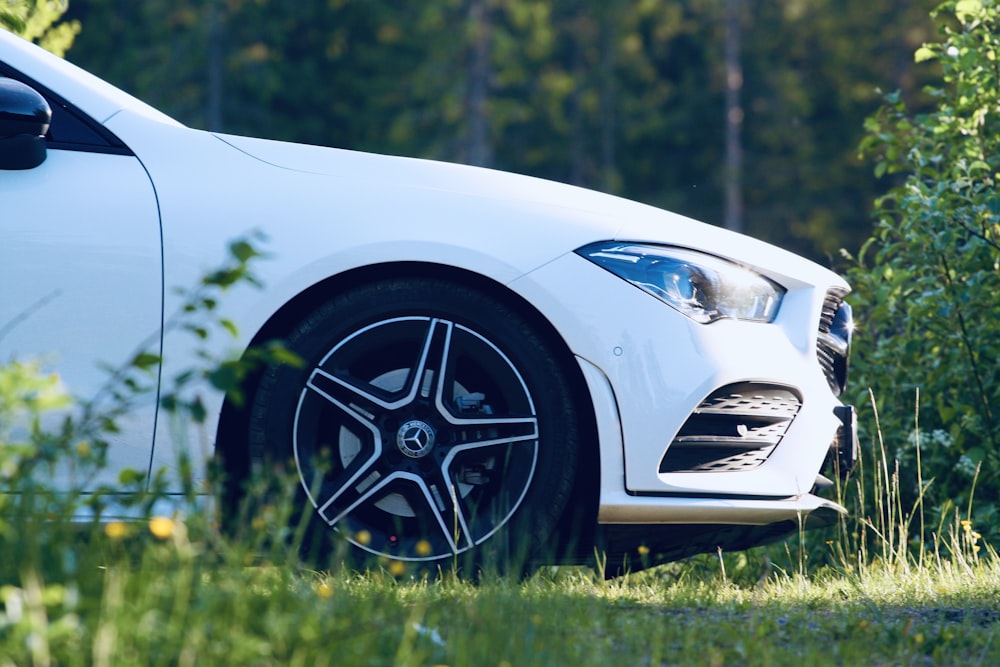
[576,242,785,323]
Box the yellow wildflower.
[315,581,333,599]
[415,539,432,557]
[104,521,127,539]
[637,545,650,556]
[75,441,91,457]
[389,560,406,577]
[355,529,372,546]
[149,516,175,539]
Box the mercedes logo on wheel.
[396,420,436,458]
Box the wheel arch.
[214,261,601,553]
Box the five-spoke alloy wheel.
[249,279,578,572]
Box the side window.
[45,94,125,150]
[0,63,130,155]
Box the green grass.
[3,383,997,666]
[2,506,999,667]
[2,399,997,666]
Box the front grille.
[659,383,802,473]
[817,289,851,396]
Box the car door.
[0,66,162,489]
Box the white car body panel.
[1,29,855,545]
[0,147,162,486]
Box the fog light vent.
[659,383,802,473]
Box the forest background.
[56,0,941,266]
[7,0,1000,546]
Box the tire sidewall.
[248,278,578,571]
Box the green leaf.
[268,346,305,368]
[117,468,146,485]
[207,364,240,393]
[915,46,936,63]
[183,324,209,340]
[220,318,240,338]
[130,352,162,370]
[189,396,207,423]
[229,240,260,264]
[0,12,27,34]
[955,0,983,22]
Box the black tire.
[247,278,579,574]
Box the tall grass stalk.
[914,387,925,570]
[833,388,991,576]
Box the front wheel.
[248,279,579,573]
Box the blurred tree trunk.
[466,0,492,167]
[569,3,586,186]
[206,0,225,132]
[724,0,743,233]
[598,1,619,194]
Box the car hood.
[215,133,846,290]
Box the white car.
[0,29,855,573]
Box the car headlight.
[576,242,785,323]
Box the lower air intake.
[659,383,802,473]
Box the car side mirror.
[0,77,51,170]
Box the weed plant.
[849,0,1000,534]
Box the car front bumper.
[513,251,855,528]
